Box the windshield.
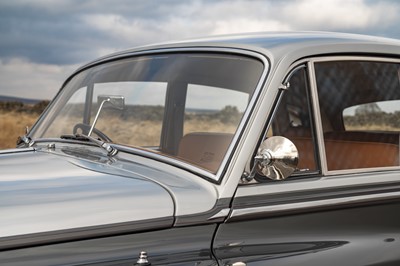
[31,52,264,173]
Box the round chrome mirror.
[255,136,298,181]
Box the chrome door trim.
[232,169,400,221]
[230,190,400,220]
[307,60,328,175]
[236,170,400,198]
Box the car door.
[213,57,400,266]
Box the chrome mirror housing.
[255,136,299,181]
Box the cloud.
[0,58,77,100]
[1,0,400,100]
[283,0,399,31]
[1,0,400,66]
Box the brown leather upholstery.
[325,140,399,170]
[291,135,399,171]
[290,137,316,170]
[178,132,234,173]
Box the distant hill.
[0,95,42,104]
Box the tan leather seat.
[290,137,316,170]
[325,140,399,170]
[178,132,233,173]
[290,136,399,171]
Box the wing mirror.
[254,136,299,181]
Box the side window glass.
[268,67,318,173]
[315,60,400,171]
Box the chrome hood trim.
[0,149,174,239]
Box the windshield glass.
[32,52,264,173]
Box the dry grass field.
[0,111,238,150]
[3,109,399,151]
[0,111,39,149]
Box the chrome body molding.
[0,217,173,251]
[230,190,400,220]
[207,208,231,220]
[236,171,400,199]
[174,198,231,226]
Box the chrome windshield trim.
[114,144,218,180]
[230,190,400,220]
[38,47,270,182]
[0,147,35,155]
[107,47,270,182]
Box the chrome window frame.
[309,56,400,176]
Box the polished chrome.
[18,127,35,147]
[278,81,290,91]
[255,136,298,180]
[88,95,125,137]
[207,208,231,220]
[76,134,118,156]
[0,147,35,155]
[231,262,247,266]
[136,251,151,265]
[230,190,400,220]
[47,143,56,150]
[18,134,35,147]
[307,60,328,175]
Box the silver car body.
[2,32,400,265]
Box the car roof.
[75,31,400,76]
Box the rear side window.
[315,60,400,171]
[343,100,400,132]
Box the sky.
[1,0,400,100]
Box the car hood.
[0,148,174,240]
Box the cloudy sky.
[1,0,399,100]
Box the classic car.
[1,31,400,265]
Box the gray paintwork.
[0,147,175,238]
[0,141,220,239]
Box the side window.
[315,60,400,171]
[268,67,318,173]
